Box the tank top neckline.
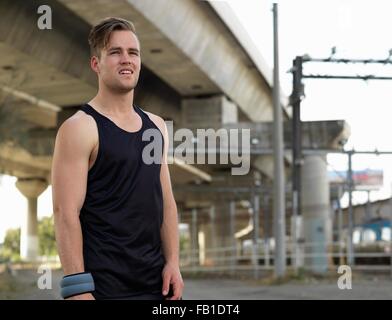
[84,103,144,134]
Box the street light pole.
[272,2,286,278]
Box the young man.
[51,17,183,300]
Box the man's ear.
[90,56,100,73]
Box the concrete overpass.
[0,0,349,272]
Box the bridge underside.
[0,0,350,272]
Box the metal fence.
[180,239,392,276]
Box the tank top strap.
[134,105,160,131]
[134,105,148,122]
[80,104,105,126]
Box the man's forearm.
[160,203,180,266]
[54,211,85,275]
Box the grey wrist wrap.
[60,272,95,299]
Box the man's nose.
[120,53,132,64]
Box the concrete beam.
[0,144,51,177]
[0,0,96,106]
[169,156,211,185]
[0,156,50,180]
[208,1,290,118]
[1,113,349,160]
[0,87,58,129]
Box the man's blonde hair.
[88,17,137,58]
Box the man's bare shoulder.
[56,110,97,147]
[143,110,166,131]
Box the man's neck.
[90,88,135,116]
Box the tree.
[1,228,21,262]
[38,216,57,257]
[0,216,58,261]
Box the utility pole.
[272,2,286,277]
[290,56,304,271]
[347,151,354,266]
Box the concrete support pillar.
[190,208,199,266]
[252,194,260,278]
[301,154,332,273]
[229,200,236,272]
[15,178,48,261]
[336,187,345,266]
[181,95,238,129]
[198,206,218,266]
[209,205,218,253]
[213,202,236,266]
[263,194,271,268]
[291,214,304,269]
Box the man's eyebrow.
[108,47,139,53]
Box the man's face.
[92,30,141,93]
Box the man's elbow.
[164,196,177,211]
[53,204,80,226]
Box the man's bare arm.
[51,112,96,299]
[159,121,180,268]
[146,112,184,300]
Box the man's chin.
[111,84,137,94]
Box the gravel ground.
[1,268,391,300]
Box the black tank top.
[79,103,165,299]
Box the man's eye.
[111,51,119,55]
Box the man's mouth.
[119,69,134,75]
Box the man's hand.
[66,293,95,300]
[162,263,184,300]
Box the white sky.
[1,0,392,242]
[0,175,53,242]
